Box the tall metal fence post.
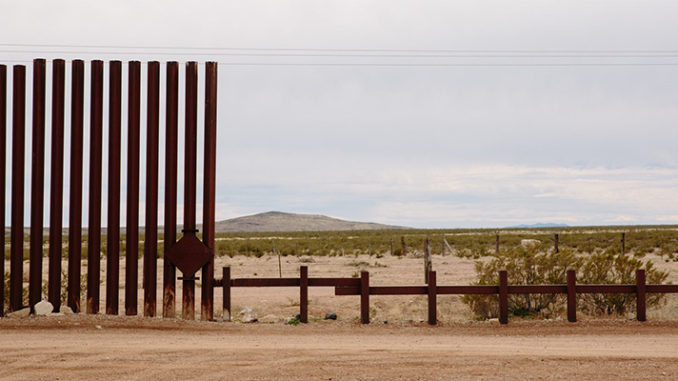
[48,59,65,313]
[0,64,5,317]
[106,60,122,315]
[163,61,179,319]
[29,58,46,311]
[67,60,84,313]
[87,60,103,315]
[125,60,141,316]
[10,64,26,312]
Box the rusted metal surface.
[437,286,498,295]
[575,285,636,293]
[567,269,576,323]
[182,279,196,320]
[143,61,160,318]
[29,58,46,310]
[182,61,198,320]
[232,278,300,287]
[67,60,84,313]
[223,267,231,321]
[309,278,360,287]
[48,59,65,312]
[166,234,210,275]
[0,64,6,317]
[300,266,308,323]
[163,61,179,319]
[636,269,646,322]
[125,60,141,316]
[87,60,103,315]
[201,61,218,321]
[507,285,567,294]
[360,271,369,324]
[428,271,436,325]
[106,60,122,315]
[10,65,26,312]
[646,284,678,293]
[498,270,508,324]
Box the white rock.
[34,300,54,316]
[95,325,102,330]
[239,306,258,323]
[7,307,31,318]
[488,318,499,323]
[60,306,74,314]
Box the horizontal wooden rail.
[221,266,677,326]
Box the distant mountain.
[214,211,408,233]
[507,222,569,229]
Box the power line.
[0,42,677,54]
[2,49,678,58]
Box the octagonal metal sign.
[165,233,211,276]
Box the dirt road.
[1,316,677,380]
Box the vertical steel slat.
[163,61,178,318]
[0,64,6,316]
[106,60,122,315]
[143,61,160,317]
[125,61,141,316]
[10,65,26,312]
[182,61,198,320]
[201,61,218,321]
[68,59,84,313]
[29,59,46,310]
[87,60,104,314]
[48,59,65,312]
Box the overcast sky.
[2,1,678,228]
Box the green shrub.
[462,246,669,319]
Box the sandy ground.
[3,253,678,380]
[1,317,678,380]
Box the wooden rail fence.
[216,266,678,325]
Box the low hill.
[214,211,408,233]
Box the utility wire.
[0,42,677,54]
[2,49,678,58]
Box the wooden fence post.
[361,271,370,324]
[621,232,626,255]
[495,233,500,254]
[567,269,577,323]
[401,236,406,256]
[636,269,646,322]
[424,238,432,284]
[428,270,437,325]
[554,233,559,253]
[222,267,231,321]
[499,270,508,324]
[300,266,308,323]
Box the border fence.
[217,266,678,325]
[1,58,218,320]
